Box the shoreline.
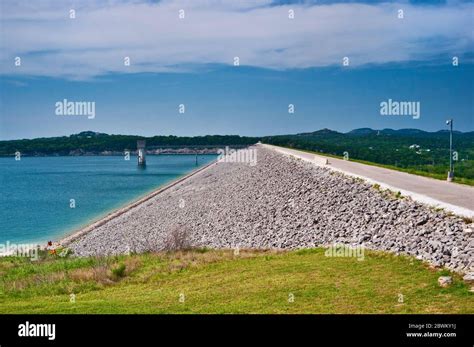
[1,158,219,256]
[66,146,473,275]
[59,158,219,247]
[0,153,220,158]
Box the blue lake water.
[0,155,216,244]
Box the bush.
[111,263,126,279]
[163,227,192,252]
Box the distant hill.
[1,127,472,161]
[296,128,343,137]
[347,128,466,137]
[72,131,109,138]
[0,132,259,156]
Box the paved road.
[263,144,474,217]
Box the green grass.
[0,248,472,314]
[269,144,474,186]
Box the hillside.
[0,131,258,156]
[1,248,472,314]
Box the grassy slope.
[268,144,474,186]
[0,249,472,314]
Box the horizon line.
[2,127,472,142]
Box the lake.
[0,155,216,245]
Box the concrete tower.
[137,140,146,166]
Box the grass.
[0,248,472,314]
[270,144,474,186]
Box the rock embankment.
[68,146,473,274]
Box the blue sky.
[0,0,473,139]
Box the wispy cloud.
[1,0,472,79]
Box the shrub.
[163,226,192,252]
[111,263,126,279]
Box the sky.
[0,0,473,140]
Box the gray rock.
[463,272,474,282]
[66,146,474,274]
[438,276,453,287]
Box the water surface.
[0,155,216,244]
